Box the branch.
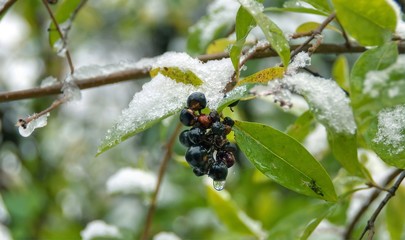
[344,169,403,239]
[359,170,405,240]
[2,43,404,103]
[140,123,182,240]
[42,0,75,74]
[0,0,18,16]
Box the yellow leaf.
[150,67,203,86]
[296,22,341,34]
[236,67,284,86]
[206,38,234,54]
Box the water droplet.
[213,180,226,191]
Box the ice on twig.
[40,76,58,88]
[106,168,157,194]
[62,81,81,101]
[18,113,50,137]
[53,39,67,57]
[80,220,121,240]
[373,105,405,155]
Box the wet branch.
[359,170,405,240]
[3,43,404,103]
[140,123,182,240]
[344,169,403,239]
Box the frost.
[80,220,121,240]
[40,76,58,88]
[106,168,157,194]
[373,105,405,155]
[153,232,181,240]
[281,73,356,134]
[18,113,50,137]
[286,51,311,75]
[363,55,405,97]
[190,0,239,49]
[100,52,234,152]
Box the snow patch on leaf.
[106,168,157,194]
[98,52,234,154]
[80,220,121,240]
[373,105,405,155]
[363,55,405,97]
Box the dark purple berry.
[222,142,237,153]
[217,150,235,168]
[192,167,205,176]
[188,127,205,145]
[180,109,196,126]
[179,130,191,147]
[187,92,207,111]
[208,161,228,181]
[209,110,220,123]
[223,117,234,127]
[212,122,226,135]
[185,146,208,168]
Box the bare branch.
[140,123,182,240]
[344,169,403,239]
[1,43,405,103]
[42,0,75,74]
[0,0,18,16]
[359,170,405,240]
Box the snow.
[238,0,264,14]
[40,76,58,88]
[18,113,50,137]
[190,0,239,49]
[388,0,405,38]
[153,232,181,240]
[101,52,234,150]
[286,52,311,75]
[303,124,329,159]
[62,81,82,101]
[363,56,405,98]
[106,168,157,194]
[281,73,356,134]
[373,105,405,155]
[0,225,11,240]
[80,220,121,240]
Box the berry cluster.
[179,92,236,184]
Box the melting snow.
[106,168,157,194]
[80,220,121,240]
[101,52,234,151]
[373,105,405,155]
[363,56,405,98]
[40,76,58,88]
[18,113,50,137]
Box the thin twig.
[3,43,403,103]
[290,12,336,59]
[344,169,403,239]
[42,0,75,74]
[140,123,182,240]
[359,170,405,240]
[0,0,18,16]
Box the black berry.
[192,167,205,176]
[209,110,220,123]
[179,130,191,147]
[208,161,228,181]
[222,142,237,153]
[223,117,234,127]
[188,127,205,145]
[217,150,235,168]
[185,146,208,168]
[187,92,207,111]
[180,109,196,126]
[212,122,226,136]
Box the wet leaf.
[150,67,203,86]
[234,120,337,201]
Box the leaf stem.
[140,123,182,240]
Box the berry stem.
[140,123,182,240]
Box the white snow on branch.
[363,55,405,98]
[18,113,50,137]
[106,168,157,194]
[373,105,405,155]
[80,220,121,240]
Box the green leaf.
[206,185,266,238]
[264,7,328,16]
[48,0,82,47]
[332,0,397,46]
[386,185,405,240]
[230,6,257,71]
[327,131,366,177]
[217,85,255,112]
[332,55,350,93]
[234,120,337,201]
[150,67,203,86]
[236,67,284,86]
[238,0,291,67]
[286,111,316,143]
[267,202,335,239]
[300,0,331,13]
